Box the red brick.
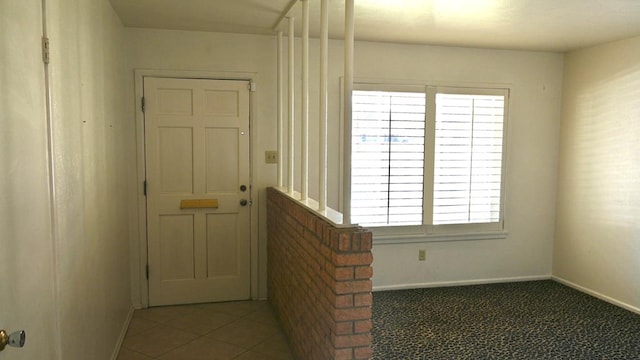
[354,320,372,333]
[335,307,371,321]
[334,321,354,335]
[335,294,353,308]
[267,188,373,360]
[360,232,373,251]
[320,271,335,288]
[338,232,352,251]
[354,346,373,359]
[354,293,373,307]
[333,252,373,266]
[325,228,337,246]
[356,280,372,293]
[334,266,354,280]
[335,280,372,295]
[315,221,325,239]
[333,348,353,360]
[334,333,372,348]
[320,244,332,260]
[355,266,373,279]
[304,213,317,231]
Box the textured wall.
[554,35,640,312]
[47,0,134,358]
[127,30,565,292]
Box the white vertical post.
[287,17,295,194]
[277,31,284,187]
[319,0,329,212]
[343,0,354,224]
[301,0,309,201]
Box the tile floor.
[117,301,294,360]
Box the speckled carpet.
[372,280,640,359]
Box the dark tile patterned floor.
[372,280,640,359]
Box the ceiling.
[109,0,640,52]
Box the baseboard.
[373,275,552,292]
[110,305,135,360]
[551,276,640,315]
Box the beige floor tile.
[233,350,290,360]
[116,348,153,360]
[156,338,246,360]
[134,304,198,323]
[241,306,280,327]
[195,300,269,317]
[250,332,295,360]
[125,317,161,337]
[206,319,281,348]
[164,309,238,335]
[122,326,199,358]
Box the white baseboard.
[110,306,135,360]
[551,276,640,315]
[373,275,552,292]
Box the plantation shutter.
[351,90,426,227]
[432,91,506,225]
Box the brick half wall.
[267,187,374,360]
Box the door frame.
[132,69,258,308]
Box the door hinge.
[145,264,149,279]
[249,82,256,92]
[143,180,147,196]
[42,37,50,64]
[141,97,146,112]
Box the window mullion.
[467,98,475,223]
[386,96,392,225]
[424,86,436,229]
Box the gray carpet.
[372,280,640,359]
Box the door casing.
[132,69,259,308]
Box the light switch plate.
[265,150,278,164]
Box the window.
[350,84,508,237]
[433,91,505,225]
[351,90,426,226]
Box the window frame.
[347,81,510,243]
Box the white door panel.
[144,77,251,306]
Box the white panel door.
[144,77,251,306]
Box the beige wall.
[352,42,564,289]
[554,36,640,311]
[127,28,565,294]
[0,0,133,358]
[47,0,134,358]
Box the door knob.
[240,199,249,206]
[0,329,26,351]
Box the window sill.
[372,230,509,244]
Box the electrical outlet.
[265,150,278,164]
[418,249,426,261]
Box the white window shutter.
[351,91,426,227]
[433,93,505,225]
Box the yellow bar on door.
[180,199,219,209]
